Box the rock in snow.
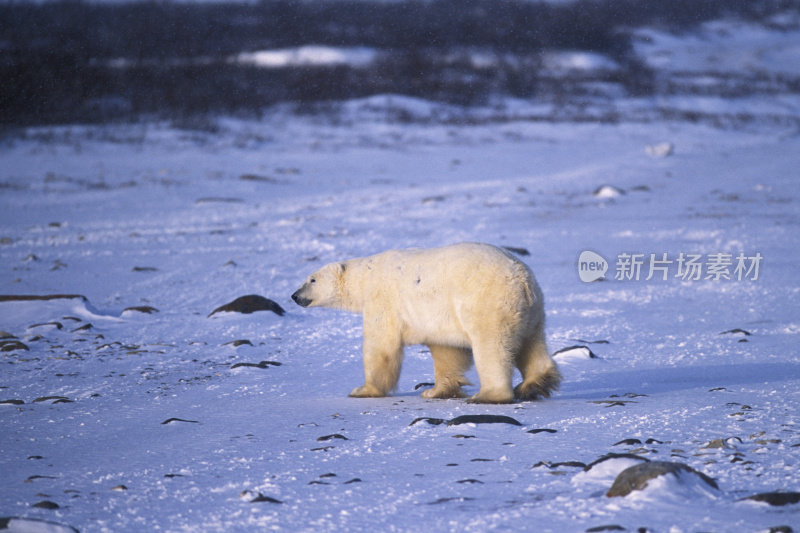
[553,345,598,361]
[0,517,79,532]
[593,185,625,199]
[739,491,800,506]
[208,295,286,317]
[606,461,719,498]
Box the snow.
[2,17,800,533]
[542,51,620,73]
[234,46,378,69]
[634,14,800,76]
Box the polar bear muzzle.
[291,288,313,307]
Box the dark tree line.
[1,0,797,126]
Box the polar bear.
[291,243,561,403]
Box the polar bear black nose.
[291,290,311,307]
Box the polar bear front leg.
[349,321,404,398]
[421,344,472,399]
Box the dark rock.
[311,446,334,452]
[224,339,253,347]
[452,434,476,439]
[249,493,282,504]
[447,414,522,426]
[767,527,793,533]
[421,195,446,204]
[230,360,281,369]
[0,294,86,302]
[344,478,362,484]
[414,382,435,390]
[740,491,800,506]
[457,479,484,484]
[411,414,523,427]
[0,398,25,405]
[553,461,587,468]
[0,330,17,339]
[123,306,159,314]
[720,328,751,336]
[553,345,597,359]
[586,526,626,532]
[616,392,648,398]
[31,501,60,510]
[502,246,530,256]
[606,461,718,497]
[534,461,587,469]
[29,322,63,330]
[161,418,200,425]
[702,437,742,449]
[72,323,92,332]
[132,266,158,272]
[196,197,244,204]
[317,434,348,442]
[0,340,29,352]
[209,295,285,317]
[614,438,643,446]
[585,453,650,472]
[528,428,557,434]
[33,396,70,403]
[409,417,446,426]
[240,174,279,183]
[427,496,475,505]
[590,400,635,407]
[0,517,79,532]
[25,475,58,482]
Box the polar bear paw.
[349,384,386,398]
[421,385,466,399]
[467,389,515,404]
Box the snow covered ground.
[2,16,800,533]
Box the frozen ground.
[2,18,800,533]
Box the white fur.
[291,243,561,403]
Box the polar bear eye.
[310,278,316,283]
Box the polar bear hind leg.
[514,326,561,400]
[421,344,472,399]
[467,338,516,404]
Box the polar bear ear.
[338,262,346,273]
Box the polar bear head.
[291,262,346,308]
